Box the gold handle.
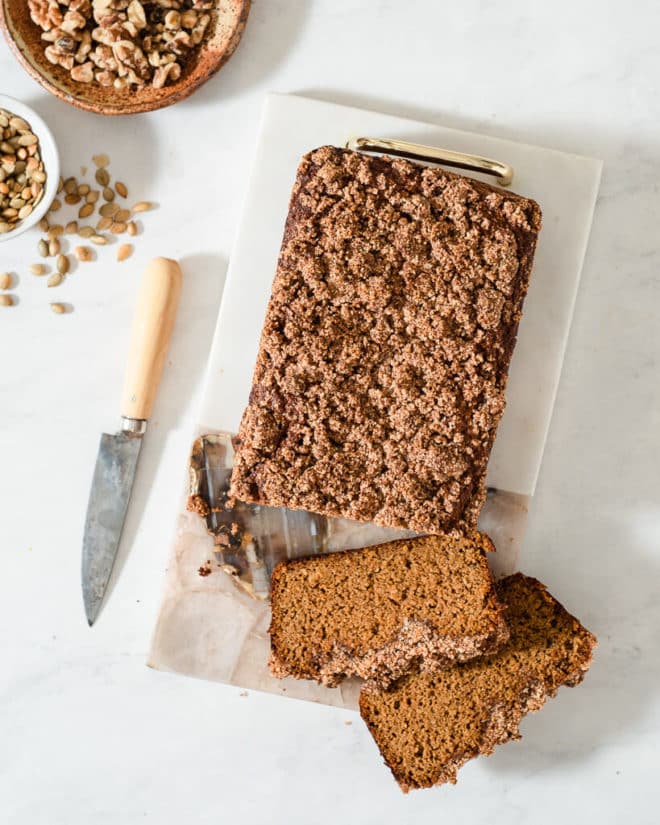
[346,136,514,187]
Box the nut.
[0,107,47,236]
[57,254,70,275]
[0,272,12,289]
[75,245,93,261]
[95,168,110,186]
[131,201,153,213]
[47,272,63,288]
[0,294,14,307]
[30,263,47,276]
[50,302,66,314]
[90,234,108,245]
[79,203,95,219]
[48,238,61,256]
[38,239,49,257]
[117,243,133,262]
[115,181,128,198]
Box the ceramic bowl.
[0,93,60,243]
[0,0,250,116]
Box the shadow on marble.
[184,0,311,109]
[100,253,228,615]
[296,88,621,162]
[22,91,159,203]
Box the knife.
[82,257,182,626]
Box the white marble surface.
[1,1,659,822]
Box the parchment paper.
[148,94,602,709]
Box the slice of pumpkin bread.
[268,533,508,689]
[359,573,597,792]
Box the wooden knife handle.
[120,257,182,421]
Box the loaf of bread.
[230,146,542,534]
[268,534,508,689]
[359,573,597,792]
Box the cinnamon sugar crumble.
[231,146,541,533]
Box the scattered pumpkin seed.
[92,154,109,168]
[38,239,49,257]
[86,190,100,204]
[38,217,49,231]
[48,238,60,256]
[48,225,64,239]
[49,198,62,213]
[131,201,153,213]
[79,203,94,219]
[103,187,115,202]
[110,222,127,234]
[57,254,70,275]
[79,226,95,238]
[78,184,90,196]
[30,263,47,276]
[0,294,14,306]
[47,272,62,288]
[90,234,107,245]
[99,202,119,218]
[115,182,128,198]
[127,221,137,236]
[96,216,112,231]
[65,193,81,205]
[64,177,77,194]
[65,220,78,234]
[115,208,130,223]
[75,246,93,261]
[50,302,66,314]
[117,243,133,262]
[0,272,11,290]
[95,168,110,186]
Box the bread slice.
[359,573,597,792]
[268,533,509,689]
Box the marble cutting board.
[148,93,602,709]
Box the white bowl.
[0,93,59,243]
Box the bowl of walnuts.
[0,0,250,115]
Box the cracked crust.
[359,574,597,792]
[230,145,542,534]
[268,533,508,688]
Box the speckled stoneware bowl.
[0,0,250,115]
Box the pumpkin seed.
[79,203,95,219]
[75,246,93,261]
[92,154,110,168]
[79,226,95,238]
[103,186,115,202]
[65,221,78,234]
[96,217,112,231]
[50,302,66,314]
[38,239,49,257]
[117,243,133,262]
[0,294,14,306]
[115,181,128,198]
[30,263,47,276]
[48,238,60,256]
[47,272,62,288]
[115,208,130,223]
[95,168,110,186]
[57,254,70,275]
[110,222,127,234]
[90,234,107,245]
[99,202,119,218]
[127,221,137,236]
[131,201,153,213]
[0,272,12,290]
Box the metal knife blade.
[80,258,182,626]
[82,427,143,625]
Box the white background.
[1,2,659,823]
